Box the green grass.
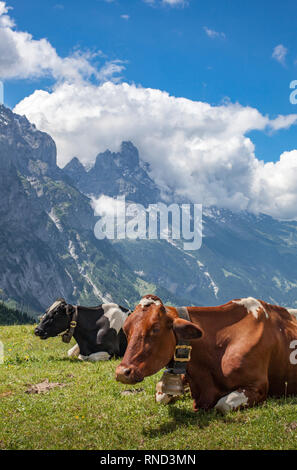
[0,325,297,450]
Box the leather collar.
[61,305,78,343]
[166,306,192,374]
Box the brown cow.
[116,294,297,412]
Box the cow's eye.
[151,325,160,334]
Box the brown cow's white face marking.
[233,297,269,319]
[215,391,248,413]
[287,309,297,320]
[139,298,161,308]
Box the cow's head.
[34,298,70,340]
[115,295,202,384]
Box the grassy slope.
[0,325,297,450]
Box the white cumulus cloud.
[0,1,123,82]
[14,81,297,219]
[251,150,297,219]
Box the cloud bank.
[14,81,297,219]
[2,1,297,220]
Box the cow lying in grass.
[35,298,130,361]
[116,295,297,412]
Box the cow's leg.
[67,343,80,358]
[86,351,111,362]
[215,383,268,413]
[76,351,111,361]
[187,370,221,411]
[155,392,178,404]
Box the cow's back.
[185,298,297,400]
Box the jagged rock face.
[0,156,74,311]
[64,141,162,205]
[0,106,144,313]
[0,105,57,176]
[63,157,86,185]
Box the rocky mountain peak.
[0,104,57,175]
[119,141,140,166]
[63,156,86,184]
[64,140,161,205]
[93,141,139,171]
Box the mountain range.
[1,104,297,316]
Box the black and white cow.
[34,298,130,361]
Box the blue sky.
[2,0,297,219]
[3,0,297,163]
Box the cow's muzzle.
[34,327,48,340]
[115,364,144,384]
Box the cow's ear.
[173,318,202,340]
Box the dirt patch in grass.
[25,379,66,394]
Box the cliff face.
[0,106,144,313]
[0,106,57,176]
